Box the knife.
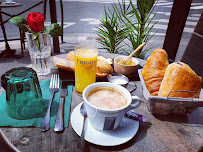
[54,81,68,132]
[54,68,75,132]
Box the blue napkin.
[0,79,73,128]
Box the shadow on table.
[87,122,152,151]
[154,107,203,125]
[0,130,17,152]
[23,99,59,119]
[11,99,58,120]
[36,99,59,118]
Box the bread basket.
[138,69,203,116]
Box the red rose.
[27,12,45,33]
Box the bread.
[97,56,113,65]
[54,57,75,71]
[142,49,169,96]
[56,52,113,77]
[96,59,113,77]
[158,62,202,98]
[66,51,75,61]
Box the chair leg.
[19,28,24,57]
[43,0,47,19]
[23,32,25,49]
[60,0,64,43]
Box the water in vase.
[30,51,51,75]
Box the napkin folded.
[0,79,73,128]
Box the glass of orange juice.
[74,44,98,95]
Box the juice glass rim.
[74,44,98,52]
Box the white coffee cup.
[5,0,13,3]
[83,82,141,130]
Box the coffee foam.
[87,87,127,110]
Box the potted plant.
[97,0,158,59]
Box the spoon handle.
[126,42,146,60]
[80,116,87,149]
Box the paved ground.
[0,0,202,78]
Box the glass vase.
[26,33,51,75]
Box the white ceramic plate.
[71,103,139,146]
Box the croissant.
[158,62,202,98]
[142,49,169,96]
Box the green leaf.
[40,27,47,33]
[9,16,28,32]
[46,23,62,37]
[112,0,159,58]
[32,32,38,40]
[96,6,129,53]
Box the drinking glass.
[2,67,44,119]
[74,44,98,95]
[26,33,51,75]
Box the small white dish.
[4,2,16,4]
[71,103,139,146]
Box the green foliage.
[9,17,62,37]
[9,16,28,32]
[46,23,62,37]
[32,32,38,40]
[96,7,131,53]
[113,0,159,58]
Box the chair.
[19,0,46,57]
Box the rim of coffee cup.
[114,56,139,66]
[83,82,132,112]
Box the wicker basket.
[138,69,203,116]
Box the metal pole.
[163,0,192,60]
[49,0,60,53]
[60,0,64,43]
[43,0,47,18]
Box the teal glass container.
[1,67,44,119]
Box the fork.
[40,74,60,132]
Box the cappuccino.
[87,87,127,110]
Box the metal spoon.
[79,103,87,149]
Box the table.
[0,2,22,58]
[0,53,203,152]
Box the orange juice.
[74,46,98,94]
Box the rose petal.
[27,12,45,33]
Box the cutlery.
[54,81,68,132]
[79,103,87,149]
[118,42,146,65]
[40,74,60,132]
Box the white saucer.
[71,103,139,146]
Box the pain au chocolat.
[158,62,202,98]
[142,49,169,96]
